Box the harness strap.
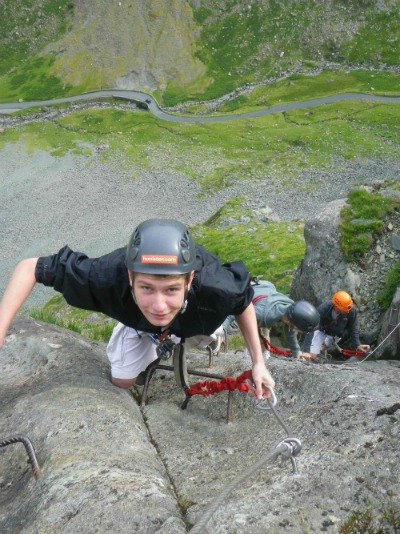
[261,336,292,356]
[252,294,268,305]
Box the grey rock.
[1,316,400,533]
[377,287,400,359]
[291,194,400,349]
[0,317,186,534]
[390,234,400,251]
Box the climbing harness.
[0,435,41,479]
[252,294,267,305]
[146,330,175,360]
[190,386,302,534]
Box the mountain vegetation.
[1,0,400,339]
[1,0,400,104]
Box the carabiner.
[255,385,277,411]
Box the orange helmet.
[332,291,353,313]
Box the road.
[1,89,400,122]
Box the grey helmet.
[287,300,320,332]
[126,219,196,275]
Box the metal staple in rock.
[0,434,41,479]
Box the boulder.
[0,317,186,534]
[290,198,359,303]
[291,197,400,350]
[378,287,400,359]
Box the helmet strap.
[180,284,191,314]
[131,289,137,304]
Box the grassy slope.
[1,1,400,103]
[1,0,400,331]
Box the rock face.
[291,195,400,354]
[290,198,358,302]
[0,317,186,534]
[1,316,400,533]
[44,0,206,91]
[379,287,400,359]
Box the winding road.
[1,89,400,122]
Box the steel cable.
[190,394,301,533]
[190,444,287,534]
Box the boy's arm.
[234,303,275,399]
[0,258,38,348]
[284,323,301,357]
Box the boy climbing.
[0,219,274,399]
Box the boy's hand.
[251,361,275,400]
[297,352,316,360]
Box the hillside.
[1,0,400,104]
[1,0,400,347]
[1,6,400,531]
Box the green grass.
[2,2,400,106]
[0,0,74,76]
[216,70,400,114]
[339,502,400,533]
[340,190,400,262]
[378,261,400,311]
[192,198,305,293]
[0,120,93,157]
[161,1,400,105]
[29,294,117,343]
[0,54,84,103]
[2,93,400,195]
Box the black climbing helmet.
[287,300,320,332]
[126,219,196,275]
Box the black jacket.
[303,300,361,351]
[35,244,253,338]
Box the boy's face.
[130,272,194,327]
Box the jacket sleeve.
[347,309,361,348]
[193,246,253,319]
[35,246,101,311]
[317,301,333,328]
[285,323,300,357]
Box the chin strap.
[180,283,190,313]
[180,299,188,313]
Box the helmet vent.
[180,231,191,249]
[131,230,141,246]
[180,231,192,263]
